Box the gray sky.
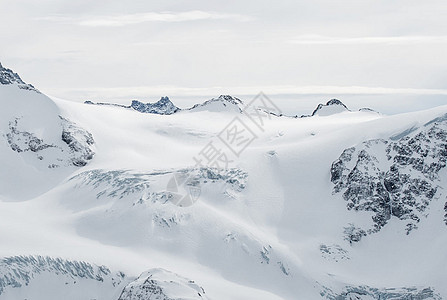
[1,0,447,112]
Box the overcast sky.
[1,0,447,112]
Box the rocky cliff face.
[331,115,447,240]
[0,62,39,92]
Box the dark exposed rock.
[331,118,447,238]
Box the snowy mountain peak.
[312,99,349,116]
[0,62,39,92]
[188,94,244,113]
[215,94,244,105]
[131,96,180,115]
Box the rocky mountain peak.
[0,62,39,92]
[131,96,180,115]
[215,94,244,105]
[187,95,243,113]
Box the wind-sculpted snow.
[331,118,447,239]
[0,255,126,296]
[322,285,441,300]
[118,268,208,300]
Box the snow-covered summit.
[311,99,349,116]
[0,62,39,92]
[187,95,243,113]
[131,96,180,115]
[0,65,95,200]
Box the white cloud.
[38,11,254,27]
[288,35,447,45]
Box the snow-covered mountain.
[1,62,446,299]
[186,95,244,113]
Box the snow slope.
[0,63,446,299]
